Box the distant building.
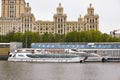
[110,29,120,38]
[0,0,99,35]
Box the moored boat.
[8,48,84,63]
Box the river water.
[0,61,120,80]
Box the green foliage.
[42,32,50,42]
[0,31,120,48]
[65,31,120,42]
[65,31,79,42]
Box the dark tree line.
[0,31,120,47]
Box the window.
[87,18,89,22]
[18,55,24,57]
[58,24,60,28]
[90,19,92,23]
[58,18,60,22]
[72,27,75,31]
[61,19,62,22]
[96,18,98,23]
[46,26,48,30]
[90,26,91,29]
[78,27,81,31]
[40,28,42,30]
[58,30,60,34]
[52,26,54,30]
[91,11,92,14]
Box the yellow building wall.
[0,48,10,55]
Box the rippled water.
[0,61,120,80]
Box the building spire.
[80,15,82,18]
[26,2,31,13]
[78,14,83,22]
[57,3,63,14]
[87,3,94,14]
[90,3,92,8]
[59,3,61,7]
[27,3,29,7]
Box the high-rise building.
[0,0,99,35]
[1,0,26,18]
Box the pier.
[31,42,120,62]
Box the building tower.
[78,15,84,31]
[1,0,26,18]
[53,3,67,34]
[20,2,35,33]
[84,3,99,31]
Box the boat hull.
[85,57,102,62]
[8,57,83,63]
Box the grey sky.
[0,0,120,34]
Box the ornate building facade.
[0,0,99,35]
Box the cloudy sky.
[0,0,120,34]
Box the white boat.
[64,48,107,62]
[8,48,84,63]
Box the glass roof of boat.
[31,43,120,49]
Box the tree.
[42,32,49,42]
[0,30,120,45]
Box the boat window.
[27,54,79,58]
[18,55,24,57]
[17,50,23,52]
[71,49,78,52]
[26,50,33,52]
[36,50,42,52]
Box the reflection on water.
[0,61,120,80]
